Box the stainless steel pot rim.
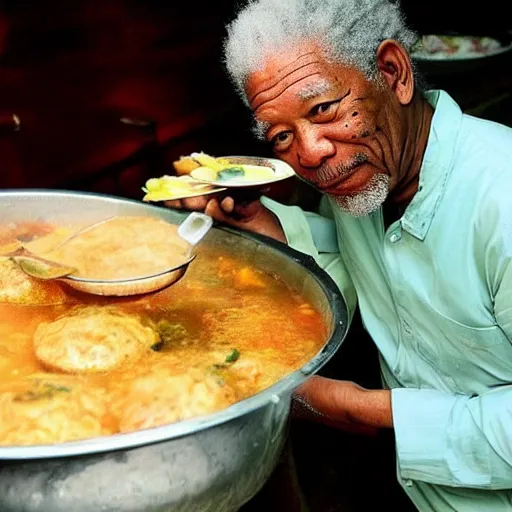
[0,189,348,460]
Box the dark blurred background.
[0,1,263,195]
[0,2,510,511]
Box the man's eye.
[271,131,293,150]
[310,100,339,118]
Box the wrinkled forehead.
[245,43,338,111]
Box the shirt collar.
[400,89,463,240]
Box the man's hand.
[292,376,393,435]
[164,194,286,243]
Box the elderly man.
[166,0,512,509]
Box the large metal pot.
[0,190,348,512]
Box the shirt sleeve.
[392,385,512,489]
[392,184,512,490]
[260,195,357,322]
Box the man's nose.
[296,128,336,169]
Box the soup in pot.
[0,219,328,446]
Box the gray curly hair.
[223,0,419,105]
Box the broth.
[0,220,328,446]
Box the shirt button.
[404,480,413,487]
[389,232,401,243]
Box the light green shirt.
[261,90,512,511]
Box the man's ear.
[376,39,415,105]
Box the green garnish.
[225,349,240,363]
[14,382,71,402]
[217,167,245,181]
[157,320,188,347]
[51,385,71,393]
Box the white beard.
[332,173,389,217]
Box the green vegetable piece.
[157,320,188,346]
[217,167,245,181]
[14,382,71,402]
[225,349,240,363]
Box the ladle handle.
[177,212,213,246]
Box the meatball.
[0,375,112,446]
[34,306,159,373]
[113,368,237,433]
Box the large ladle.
[0,212,213,297]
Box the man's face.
[246,43,407,216]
